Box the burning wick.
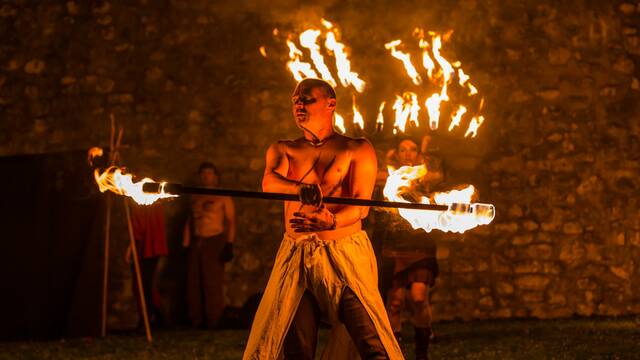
[383,165,495,233]
[94,166,177,205]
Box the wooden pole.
[100,193,111,337]
[124,199,153,343]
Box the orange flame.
[352,96,364,130]
[87,147,104,166]
[324,30,365,92]
[419,39,436,79]
[464,115,485,138]
[392,95,411,134]
[334,112,346,134]
[385,40,422,86]
[449,105,467,131]
[425,93,444,130]
[376,101,386,130]
[286,40,318,81]
[383,165,495,233]
[299,29,337,87]
[94,167,177,205]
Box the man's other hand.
[290,207,336,232]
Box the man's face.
[199,168,218,187]
[398,139,419,166]
[291,85,335,129]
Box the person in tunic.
[376,136,443,360]
[243,78,403,360]
[183,162,236,328]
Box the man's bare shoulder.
[269,138,304,152]
[339,135,375,153]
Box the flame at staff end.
[94,166,177,205]
[383,165,495,233]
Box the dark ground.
[1,317,639,359]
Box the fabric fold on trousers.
[243,230,404,360]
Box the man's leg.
[409,281,432,360]
[339,287,388,360]
[186,244,203,327]
[283,290,320,360]
[202,237,225,328]
[386,285,406,339]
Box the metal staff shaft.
[142,182,450,211]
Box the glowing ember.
[299,29,337,87]
[383,165,495,233]
[352,96,364,130]
[259,46,267,58]
[94,167,176,205]
[385,40,422,86]
[334,112,346,134]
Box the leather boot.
[414,327,431,360]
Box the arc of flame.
[325,31,365,92]
[449,105,467,131]
[286,40,318,81]
[384,40,422,86]
[94,167,177,205]
[334,112,346,133]
[259,46,267,58]
[382,165,495,233]
[299,29,337,87]
[464,115,485,138]
[352,96,364,130]
[376,101,386,130]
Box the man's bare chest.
[192,196,224,214]
[286,149,352,185]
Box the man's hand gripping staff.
[290,183,337,232]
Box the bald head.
[293,78,336,100]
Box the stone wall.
[1,0,639,325]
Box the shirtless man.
[183,162,236,328]
[243,79,403,360]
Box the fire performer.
[183,162,236,328]
[376,136,442,360]
[243,78,403,359]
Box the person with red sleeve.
[126,200,168,328]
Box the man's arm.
[224,197,236,243]
[332,139,377,228]
[262,141,299,194]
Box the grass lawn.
[1,317,639,359]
